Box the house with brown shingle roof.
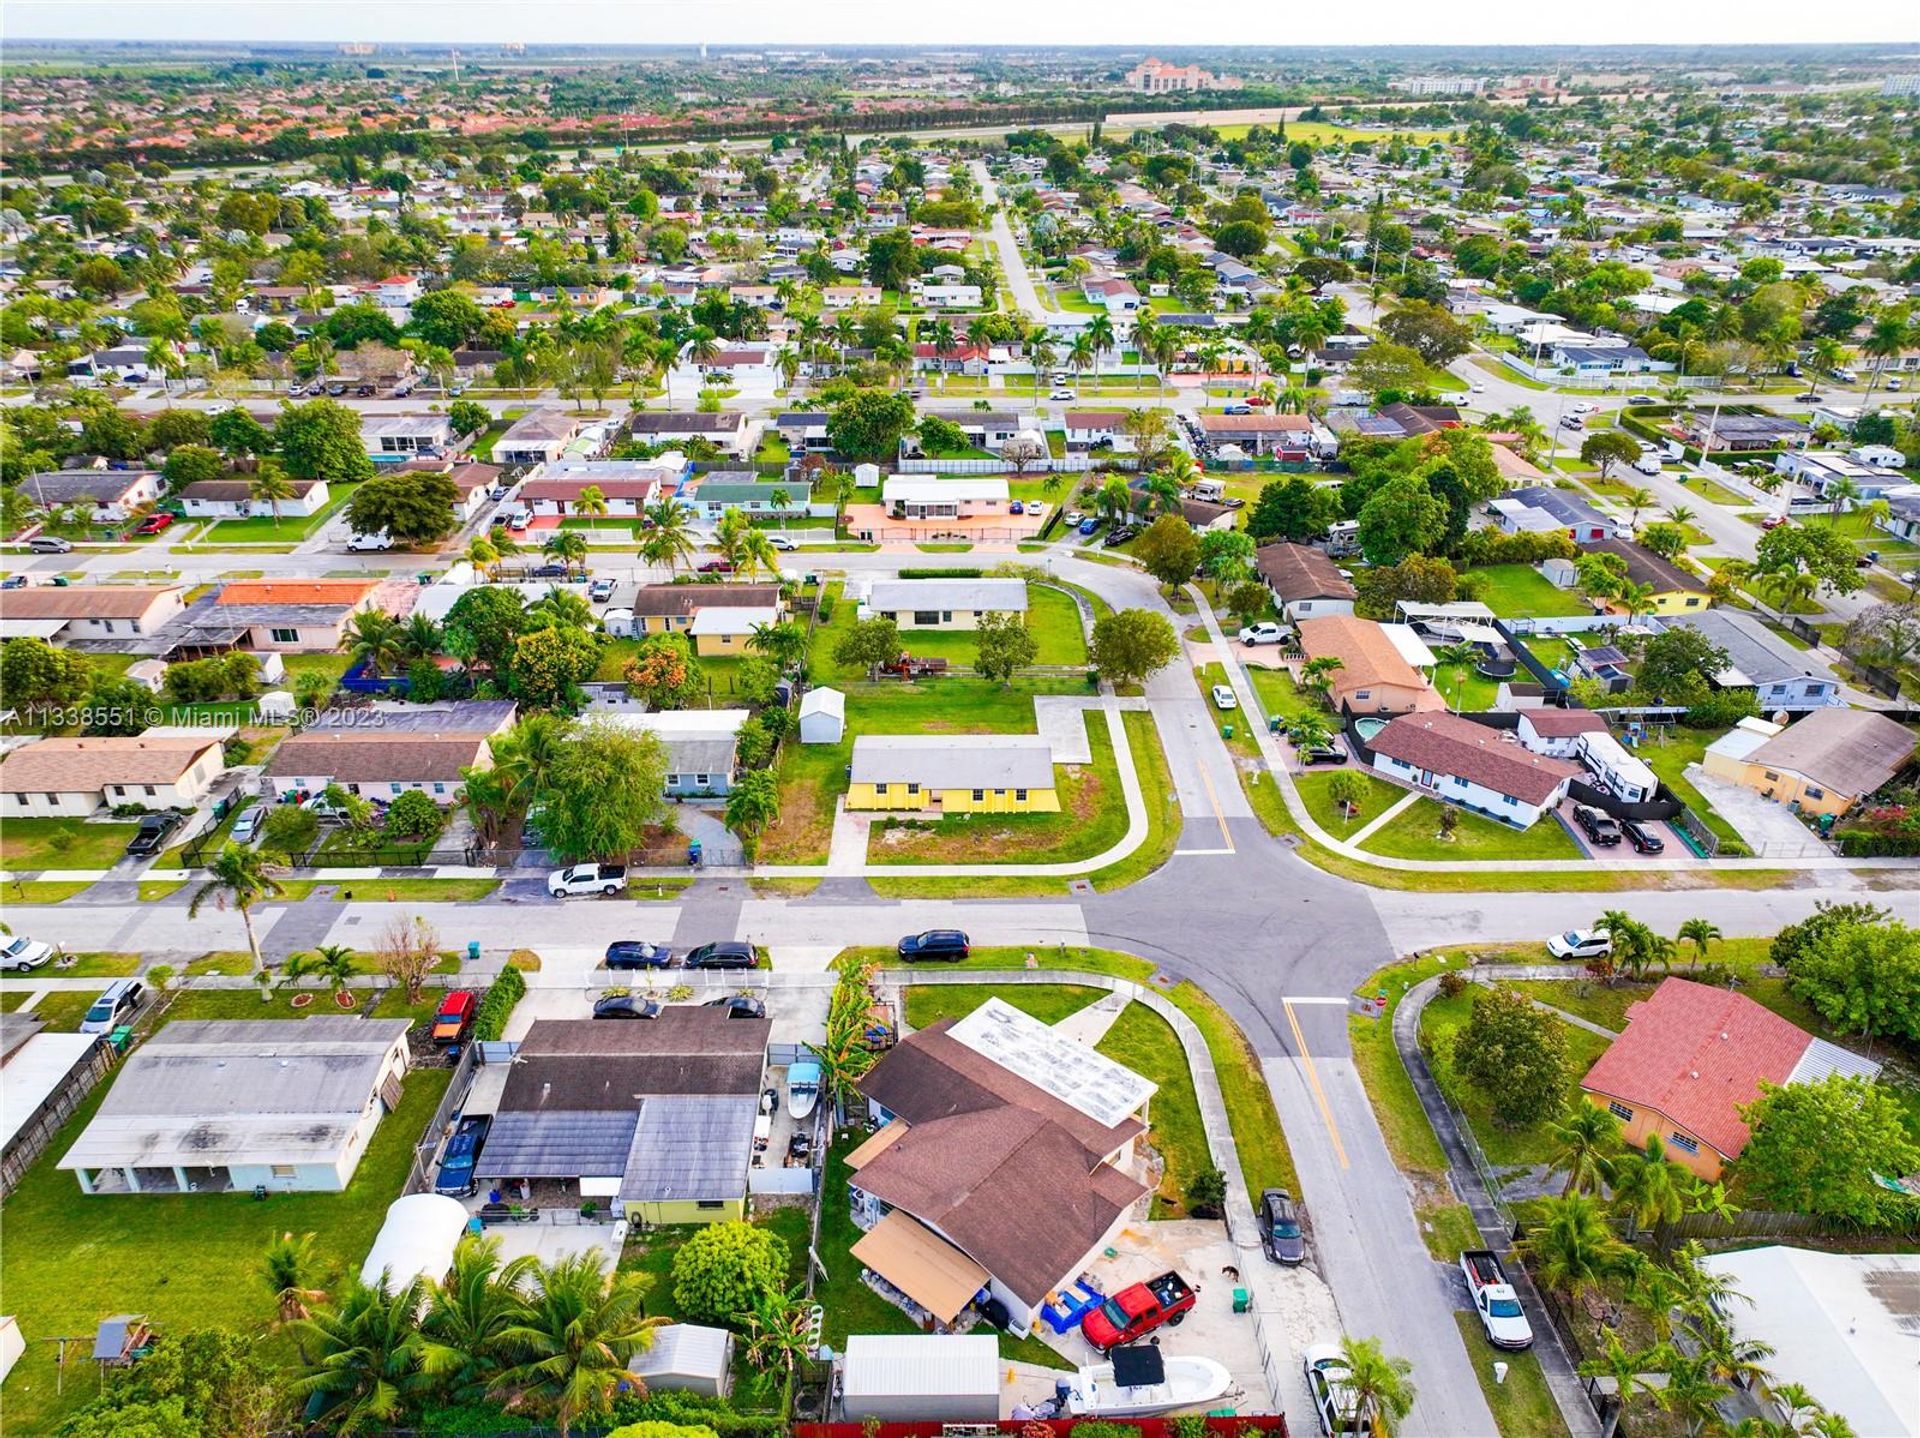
[0,585,186,645]
[1296,614,1442,717]
[1369,709,1582,829]
[0,736,226,818]
[1579,977,1881,1179]
[1254,542,1356,622]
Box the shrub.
[384,789,446,842]
[472,965,526,1042]
[1185,1166,1227,1218]
[670,1221,791,1324]
[1437,970,1469,999]
[896,566,984,579]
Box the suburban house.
[608,709,748,796]
[473,1011,770,1225]
[848,735,1059,813]
[364,415,453,460]
[392,457,499,523]
[58,1018,412,1195]
[0,736,227,818]
[1514,707,1608,758]
[846,997,1153,1334]
[1491,485,1619,544]
[1063,410,1128,450]
[494,410,581,466]
[879,476,1010,521]
[1687,412,1809,453]
[774,412,832,453]
[177,478,331,520]
[628,411,754,460]
[20,469,165,524]
[1775,450,1889,500]
[1580,977,1882,1180]
[1368,710,1583,829]
[1661,611,1845,713]
[1296,614,1443,717]
[864,578,1028,630]
[200,578,383,653]
[1701,708,1915,818]
[1195,412,1313,458]
[602,583,783,641]
[0,585,186,646]
[681,476,812,522]
[1585,538,1711,615]
[265,700,514,804]
[1254,542,1356,622]
[913,411,1027,451]
[518,458,688,517]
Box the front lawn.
[1,817,140,869]
[1094,1001,1211,1217]
[1468,564,1589,619]
[1293,768,1404,834]
[1455,1312,1570,1438]
[1242,664,1322,728]
[1359,799,1584,861]
[904,983,1103,1029]
[0,1063,451,1435]
[195,496,348,544]
[869,584,1088,668]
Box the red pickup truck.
[1080,1271,1196,1352]
[432,990,478,1046]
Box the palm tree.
[1676,918,1720,967]
[458,764,519,850]
[1655,1344,1729,1438]
[492,1252,664,1438]
[491,712,571,813]
[1094,474,1133,525]
[1066,331,1096,385]
[287,943,357,1006]
[465,532,500,578]
[422,1236,538,1404]
[1617,580,1657,625]
[249,468,298,529]
[1579,1329,1661,1438]
[1759,566,1818,615]
[1611,1134,1688,1242]
[1518,1193,1631,1300]
[747,620,807,671]
[1823,474,1862,523]
[685,327,721,374]
[741,1283,815,1380]
[397,613,442,667]
[1301,655,1345,709]
[735,528,781,582]
[262,1230,329,1360]
[1085,310,1115,387]
[573,484,609,520]
[1668,505,1697,529]
[542,529,589,576]
[342,610,405,678]
[188,843,288,981]
[292,1276,435,1435]
[527,586,595,634]
[1337,1336,1416,1437]
[1858,310,1912,397]
[1028,336,1057,398]
[639,498,697,575]
[1287,712,1334,754]
[1624,486,1656,529]
[1545,1102,1622,1197]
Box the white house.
[880,475,1010,520]
[19,469,165,524]
[178,478,331,519]
[1369,710,1583,829]
[364,415,453,459]
[0,736,226,818]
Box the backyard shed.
[839,1334,999,1421]
[359,1193,471,1293]
[626,1322,735,1398]
[798,687,846,744]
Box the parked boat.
[1058,1348,1233,1417]
[787,1061,821,1120]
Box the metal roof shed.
[840,1334,999,1422]
[627,1322,735,1398]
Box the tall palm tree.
[1066,331,1096,385]
[1337,1336,1416,1438]
[1518,1193,1631,1300]
[1545,1102,1622,1197]
[573,484,609,520]
[492,1252,664,1438]
[735,528,780,582]
[685,327,722,374]
[639,498,697,575]
[1759,566,1818,615]
[291,1276,435,1435]
[188,843,288,981]
[1579,1329,1661,1438]
[541,529,590,576]
[1085,311,1115,387]
[249,468,298,529]
[422,1236,539,1404]
[1617,580,1657,625]
[398,613,442,666]
[1823,475,1862,523]
[342,609,405,678]
[1029,336,1057,398]
[1611,1134,1688,1242]
[1858,310,1913,397]
[1094,474,1133,525]
[286,943,357,1006]
[465,532,500,578]
[490,712,570,811]
[262,1230,329,1360]
[1675,918,1720,967]
[1655,1344,1729,1438]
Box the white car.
[1470,381,1487,393]
[1211,684,1238,711]
[768,534,798,551]
[1239,621,1286,646]
[1302,1344,1362,1436]
[1547,928,1612,961]
[1050,388,1076,401]
[1570,400,1598,415]
[346,532,393,552]
[0,935,54,972]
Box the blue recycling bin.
[467,941,481,962]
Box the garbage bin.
[1268,715,1283,734]
[1232,1286,1251,1314]
[466,941,481,962]
[1221,723,1235,740]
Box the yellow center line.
[1196,756,1234,851]
[1284,999,1349,1171]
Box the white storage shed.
[360,1193,471,1293]
[798,687,846,745]
[626,1322,735,1398]
[839,1334,999,1422]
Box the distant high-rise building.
[1881,75,1920,96]
[1124,58,1242,94]
[1388,76,1484,96]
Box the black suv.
[125,810,185,857]
[684,941,757,970]
[897,930,971,962]
[1573,805,1623,846]
[1299,743,1347,766]
[605,941,673,970]
[1621,820,1666,855]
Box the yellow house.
[848,734,1060,813]
[690,604,782,657]
[615,583,783,640]
[1587,538,1710,616]
[865,577,1028,632]
[1702,708,1916,819]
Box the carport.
[850,1210,991,1326]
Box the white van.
[1190,479,1226,503]
[346,532,394,552]
[80,979,146,1034]
[1632,453,1663,476]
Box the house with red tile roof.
[1578,977,1882,1179]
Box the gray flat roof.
[617,1094,757,1202]
[850,735,1056,792]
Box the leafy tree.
[1756,522,1864,598]
[1379,300,1473,366]
[539,721,667,862]
[1356,472,1447,565]
[834,615,901,680]
[828,389,917,462]
[1352,554,1459,621]
[81,406,146,460]
[724,769,781,859]
[623,633,704,710]
[1249,474,1339,542]
[1451,985,1569,1127]
[1771,900,1890,972]
[1738,1074,1920,1223]
[385,789,447,842]
[444,586,530,675]
[1640,521,1688,560]
[260,806,319,865]
[60,1328,277,1438]
[347,472,460,546]
[917,415,969,453]
[1,636,92,714]
[1090,608,1180,686]
[1213,219,1268,260]
[1133,513,1202,590]
[1349,341,1426,396]
[1636,626,1729,703]
[144,407,213,452]
[973,611,1038,685]
[447,400,491,438]
[1784,919,1920,1044]
[210,406,273,457]
[1197,528,1255,585]
[670,1221,791,1325]
[275,398,376,483]
[864,227,919,290]
[80,675,159,735]
[509,625,602,711]
[1580,432,1641,480]
[407,288,485,350]
[495,1252,663,1438]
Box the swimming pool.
[1353,717,1388,744]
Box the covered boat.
[786,1060,821,1120]
[1060,1346,1234,1417]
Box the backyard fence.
[0,1032,117,1197]
[404,1044,481,1196]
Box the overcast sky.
[8,0,1919,49]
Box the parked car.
[347,532,394,552]
[1302,1344,1364,1436]
[1621,820,1665,854]
[432,991,479,1045]
[434,1115,491,1197]
[684,941,757,970]
[1559,415,1585,431]
[1760,514,1790,530]
[898,930,971,962]
[130,513,173,536]
[28,536,73,553]
[605,940,673,970]
[705,994,767,1019]
[768,534,798,551]
[1461,1250,1534,1349]
[507,511,532,531]
[1570,400,1598,415]
[1626,394,1658,406]
[1050,388,1076,401]
[1547,927,1612,961]
[1101,525,1136,548]
[548,863,627,898]
[228,805,262,844]
[1299,742,1347,766]
[1795,391,1825,403]
[528,562,571,579]
[1573,805,1623,847]
[1223,403,1252,415]
[1261,1188,1306,1265]
[1077,517,1101,536]
[1080,1271,1196,1352]
[125,810,185,857]
[593,994,663,1020]
[80,978,146,1034]
[0,935,54,972]
[588,578,617,601]
[1211,684,1238,711]
[698,558,734,574]
[1239,621,1286,646]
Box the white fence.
[895,455,1100,474]
[748,1166,818,1196]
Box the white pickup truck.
[547,863,627,898]
[1461,1250,1534,1350]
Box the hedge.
[895,566,983,579]
[473,964,526,1042]
[608,1390,789,1437]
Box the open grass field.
[1359,798,1584,862]
[1468,563,1590,619]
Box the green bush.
[670,1220,790,1324]
[896,566,984,579]
[472,965,525,1042]
[607,1390,788,1438]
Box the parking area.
[1551,797,1691,863]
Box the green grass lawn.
[1633,727,1748,855]
[0,1063,451,1435]
[1454,1312,1569,1438]
[1,818,140,869]
[1680,476,1752,508]
[1293,768,1404,835]
[870,584,1088,669]
[904,983,1103,1029]
[1348,953,1457,1181]
[1359,798,1583,861]
[1418,1201,1483,1261]
[1094,1001,1211,1217]
[1241,665,1321,728]
[1469,564,1590,619]
[23,990,100,1030]
[195,496,348,544]
[0,880,96,903]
